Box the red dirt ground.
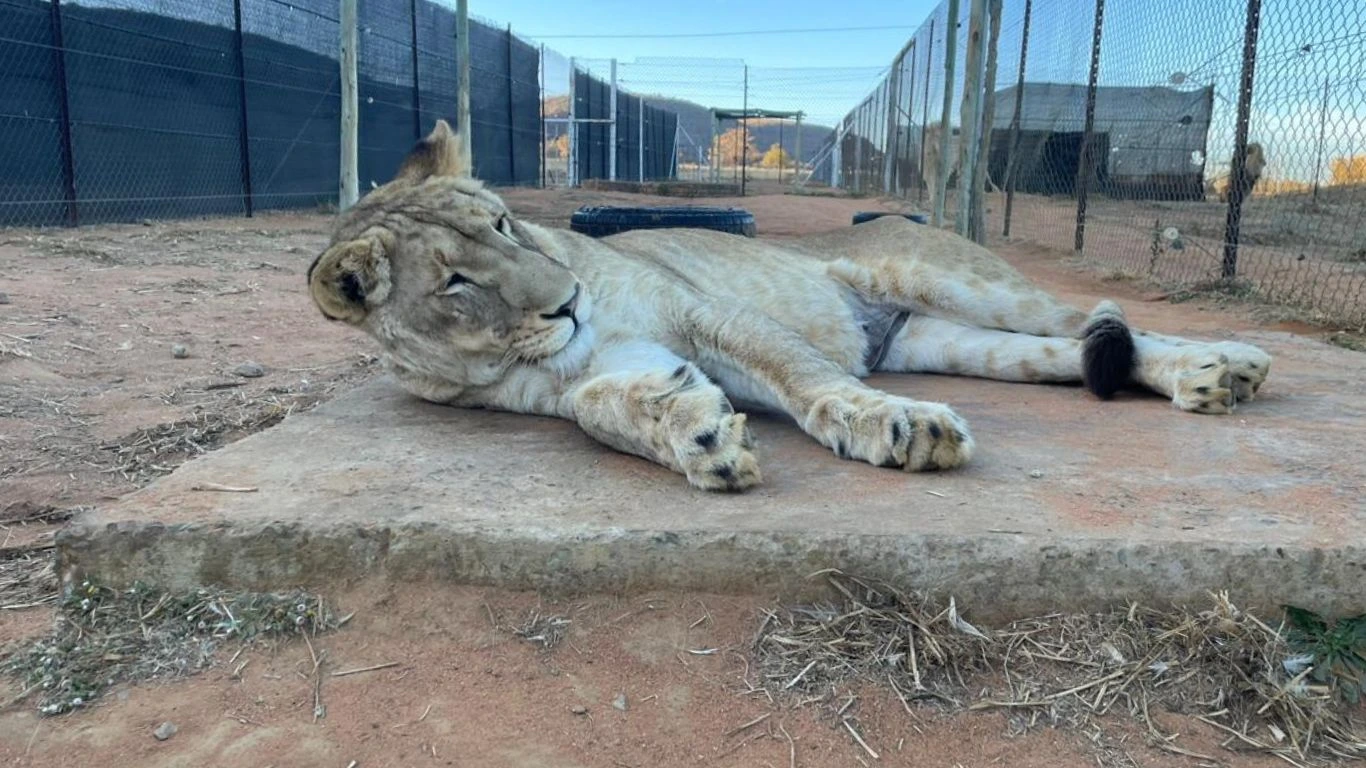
[0,187,1352,766]
[0,586,1288,768]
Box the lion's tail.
[1081,300,1135,400]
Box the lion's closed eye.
[441,271,472,295]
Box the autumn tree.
[544,134,570,159]
[1330,155,1366,185]
[710,127,759,168]
[760,143,793,169]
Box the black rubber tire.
[570,206,757,238]
[852,211,929,226]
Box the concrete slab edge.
[55,518,1366,621]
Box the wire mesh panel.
[17,0,247,222]
[0,0,72,226]
[242,0,339,210]
[822,0,1365,326]
[0,0,560,226]
[571,62,681,185]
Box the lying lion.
[308,121,1271,491]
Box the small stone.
[0,293,10,304]
[171,344,189,359]
[570,705,588,715]
[611,692,627,711]
[1028,469,1044,479]
[152,721,177,741]
[232,361,265,378]
[140,219,154,227]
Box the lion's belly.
[591,229,874,373]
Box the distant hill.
[543,94,834,165]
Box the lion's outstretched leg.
[678,305,974,471]
[876,316,1252,414]
[568,343,760,492]
[876,316,1087,383]
[827,255,1092,337]
[828,251,1271,407]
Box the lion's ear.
[393,119,471,184]
[307,235,392,324]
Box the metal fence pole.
[957,0,987,239]
[1221,0,1262,278]
[609,59,618,181]
[883,46,905,195]
[903,42,916,198]
[1312,76,1329,203]
[919,19,934,205]
[671,120,679,178]
[1072,0,1104,252]
[934,0,960,227]
[707,108,716,182]
[1002,0,1032,237]
[781,118,792,185]
[339,0,358,210]
[568,57,577,187]
[48,0,78,226]
[455,0,472,162]
[825,120,835,185]
[638,98,645,182]
[231,0,254,217]
[539,44,546,188]
[409,0,421,140]
[740,65,749,195]
[794,113,802,186]
[506,25,516,183]
[970,0,1002,243]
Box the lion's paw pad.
[680,413,761,492]
[824,397,974,472]
[1173,355,1235,414]
[1208,341,1271,402]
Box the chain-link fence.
[0,0,684,227]
[825,0,1366,327]
[580,57,870,195]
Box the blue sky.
[475,0,1361,181]
[487,0,935,68]
[480,0,939,127]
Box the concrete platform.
[57,330,1366,618]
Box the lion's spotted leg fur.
[876,316,1086,383]
[569,345,760,492]
[678,304,974,472]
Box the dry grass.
[2,580,339,716]
[100,395,309,483]
[752,571,1365,766]
[501,607,573,651]
[0,551,57,612]
[0,506,71,612]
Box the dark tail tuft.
[1081,301,1135,400]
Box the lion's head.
[307,121,591,392]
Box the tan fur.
[1214,142,1267,203]
[307,121,1274,492]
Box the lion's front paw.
[1208,341,1270,402]
[674,412,762,492]
[1172,354,1235,414]
[810,394,974,472]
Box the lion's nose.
[542,284,581,320]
